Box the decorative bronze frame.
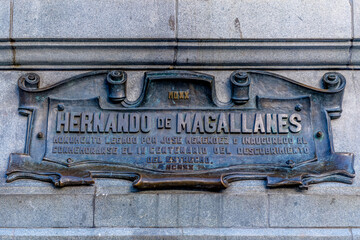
[7,70,354,190]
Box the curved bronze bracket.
[121,70,232,108]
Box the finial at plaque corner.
[106,70,127,103]
[22,73,40,89]
[321,72,344,90]
[230,71,251,105]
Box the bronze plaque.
[7,70,354,190]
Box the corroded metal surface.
[6,70,354,190]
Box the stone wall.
[0,0,360,239]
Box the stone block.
[94,193,158,227]
[351,228,360,240]
[221,194,268,227]
[0,193,93,227]
[12,0,176,38]
[350,0,359,65]
[95,192,268,227]
[177,194,222,227]
[0,178,96,195]
[0,0,10,38]
[354,0,360,38]
[178,0,352,39]
[269,194,360,227]
[0,71,21,109]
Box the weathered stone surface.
[0,179,95,195]
[0,71,26,179]
[0,71,21,108]
[351,228,360,240]
[12,0,176,38]
[354,0,360,38]
[350,0,360,65]
[95,192,268,227]
[352,0,360,63]
[0,0,10,38]
[177,194,221,227]
[0,228,352,240]
[0,194,93,227]
[0,0,11,65]
[269,194,360,227]
[94,193,157,227]
[181,228,352,240]
[178,0,352,39]
[0,108,26,179]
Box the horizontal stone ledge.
[0,39,353,69]
[350,40,360,65]
[0,228,352,240]
[176,40,351,66]
[2,65,360,71]
[4,178,360,196]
